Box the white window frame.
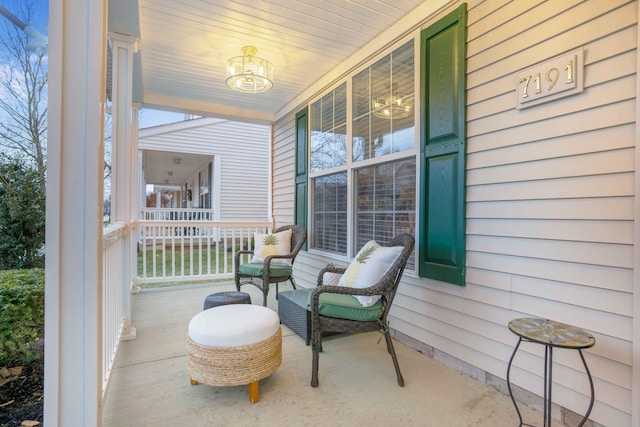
[307,36,419,263]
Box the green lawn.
[137,246,239,278]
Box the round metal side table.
[506,317,595,427]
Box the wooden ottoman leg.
[190,377,198,385]
[248,381,259,403]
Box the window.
[199,163,211,209]
[307,40,416,259]
[312,172,347,255]
[353,41,414,162]
[310,83,348,254]
[355,158,416,268]
[310,83,347,172]
[300,13,467,284]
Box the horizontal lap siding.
[273,111,318,286]
[272,112,295,227]
[439,0,634,424]
[272,1,636,425]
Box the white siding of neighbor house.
[139,118,271,221]
[274,1,638,425]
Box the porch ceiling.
[108,0,430,123]
[142,150,212,186]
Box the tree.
[0,2,47,184]
[0,154,46,269]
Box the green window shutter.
[295,107,308,249]
[418,4,467,285]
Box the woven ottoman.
[278,289,312,345]
[186,304,281,403]
[278,289,341,346]
[203,291,251,310]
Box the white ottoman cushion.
[188,304,280,347]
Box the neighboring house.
[138,117,271,221]
[46,1,640,426]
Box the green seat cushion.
[306,292,383,322]
[239,261,292,277]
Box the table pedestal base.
[506,318,595,427]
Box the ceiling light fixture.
[372,94,412,119]
[226,46,273,93]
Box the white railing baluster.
[102,223,127,400]
[140,207,215,221]
[170,226,175,278]
[161,225,166,278]
[206,227,211,276]
[189,228,194,276]
[197,228,203,276]
[180,229,185,277]
[133,220,271,285]
[151,225,157,278]
[141,227,146,279]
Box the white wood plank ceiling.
[111,0,431,123]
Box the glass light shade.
[225,46,273,93]
[372,95,412,119]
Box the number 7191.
[519,61,574,99]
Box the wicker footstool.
[278,289,341,345]
[187,304,281,403]
[278,289,312,345]
[203,291,251,310]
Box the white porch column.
[130,103,142,295]
[109,33,138,340]
[45,0,106,425]
[110,33,136,223]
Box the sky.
[0,0,48,34]
[0,0,185,205]
[0,1,48,135]
[0,0,186,130]
[139,109,188,129]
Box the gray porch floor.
[102,282,555,427]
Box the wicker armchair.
[235,225,307,306]
[309,233,415,387]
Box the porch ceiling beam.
[143,93,275,124]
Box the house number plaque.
[516,48,583,109]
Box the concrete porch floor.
[102,282,559,427]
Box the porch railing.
[102,222,128,399]
[135,220,271,284]
[140,207,215,221]
[100,220,272,399]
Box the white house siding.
[139,118,270,221]
[272,110,326,287]
[459,1,634,424]
[272,1,638,425]
[272,115,295,226]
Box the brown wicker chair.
[309,233,415,387]
[235,225,307,306]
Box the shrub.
[0,154,46,270]
[0,269,45,366]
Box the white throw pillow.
[338,240,403,307]
[251,229,293,265]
